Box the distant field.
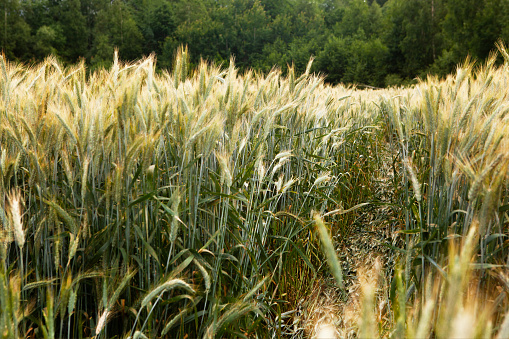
[1,46,508,338]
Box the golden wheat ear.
[7,190,24,250]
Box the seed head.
[314,172,331,186]
[9,191,24,249]
[96,309,109,335]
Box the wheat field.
[1,45,509,338]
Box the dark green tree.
[33,24,65,58]
[131,0,176,56]
[92,0,143,66]
[0,0,31,60]
[436,0,503,74]
[334,0,382,38]
[383,0,445,80]
[55,0,88,61]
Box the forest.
[2,0,509,86]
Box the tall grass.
[374,43,509,337]
[0,43,508,338]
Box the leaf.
[128,191,157,208]
[396,228,422,235]
[169,256,194,279]
[422,255,448,279]
[469,263,505,270]
[205,302,259,339]
[133,225,160,263]
[322,202,370,217]
[270,235,316,278]
[485,233,506,245]
[161,306,191,335]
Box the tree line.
[2,0,508,86]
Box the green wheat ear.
[141,278,194,309]
[314,213,344,290]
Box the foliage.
[3,0,509,86]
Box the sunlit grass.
[0,43,508,338]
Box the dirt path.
[301,146,403,338]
